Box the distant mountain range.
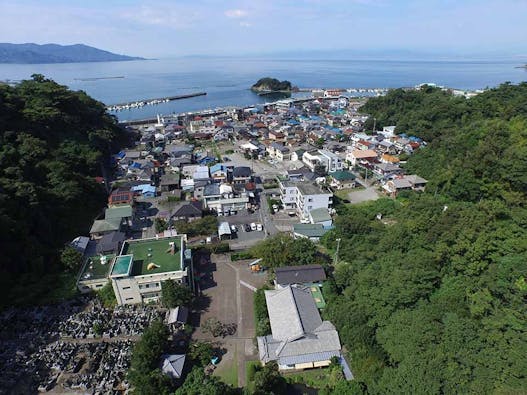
[0,43,145,64]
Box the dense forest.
[322,83,527,393]
[0,75,128,307]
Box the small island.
[251,77,292,95]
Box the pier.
[106,92,207,111]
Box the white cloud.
[224,9,248,18]
[239,21,252,27]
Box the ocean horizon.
[1,55,525,121]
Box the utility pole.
[373,117,376,134]
[334,238,341,265]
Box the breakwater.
[107,92,207,111]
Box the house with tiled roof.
[257,285,342,371]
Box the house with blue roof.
[210,164,228,182]
[131,184,156,198]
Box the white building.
[302,149,343,173]
[110,235,191,305]
[279,180,333,220]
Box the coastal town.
[0,86,432,394]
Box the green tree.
[188,341,214,367]
[160,279,193,308]
[155,217,168,233]
[97,281,117,308]
[128,320,171,394]
[253,362,287,395]
[60,246,83,272]
[0,75,127,307]
[175,366,235,395]
[250,234,320,268]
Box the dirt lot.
[191,253,269,386]
[347,185,380,204]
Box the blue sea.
[0,56,525,121]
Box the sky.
[1,0,526,58]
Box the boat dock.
[107,92,207,111]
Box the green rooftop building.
[110,235,192,305]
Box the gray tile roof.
[265,286,321,341]
[258,285,341,365]
[275,264,326,285]
[161,354,186,379]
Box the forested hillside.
[0,75,127,306]
[322,83,527,393]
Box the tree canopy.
[0,75,128,307]
[250,233,321,268]
[161,279,193,308]
[322,82,527,393]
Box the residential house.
[267,142,291,161]
[210,164,229,182]
[346,149,378,167]
[96,231,126,254]
[293,223,330,243]
[355,139,375,151]
[202,183,249,213]
[108,188,134,207]
[171,201,203,223]
[291,149,306,162]
[274,264,327,288]
[308,208,333,227]
[383,175,428,197]
[232,166,252,184]
[302,149,343,174]
[159,173,180,192]
[192,165,210,181]
[329,171,356,189]
[132,184,156,198]
[90,218,122,239]
[373,163,404,179]
[380,154,400,164]
[257,285,342,370]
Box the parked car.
[300,218,310,224]
[244,224,252,232]
[230,225,237,233]
[250,222,257,231]
[256,223,263,231]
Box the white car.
[272,204,279,211]
[250,222,257,231]
[300,218,310,224]
[230,225,237,233]
[256,223,263,231]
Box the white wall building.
[110,235,191,305]
[279,180,333,220]
[302,149,342,173]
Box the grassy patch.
[245,360,261,393]
[284,366,345,391]
[214,348,238,387]
[334,188,353,201]
[231,251,256,261]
